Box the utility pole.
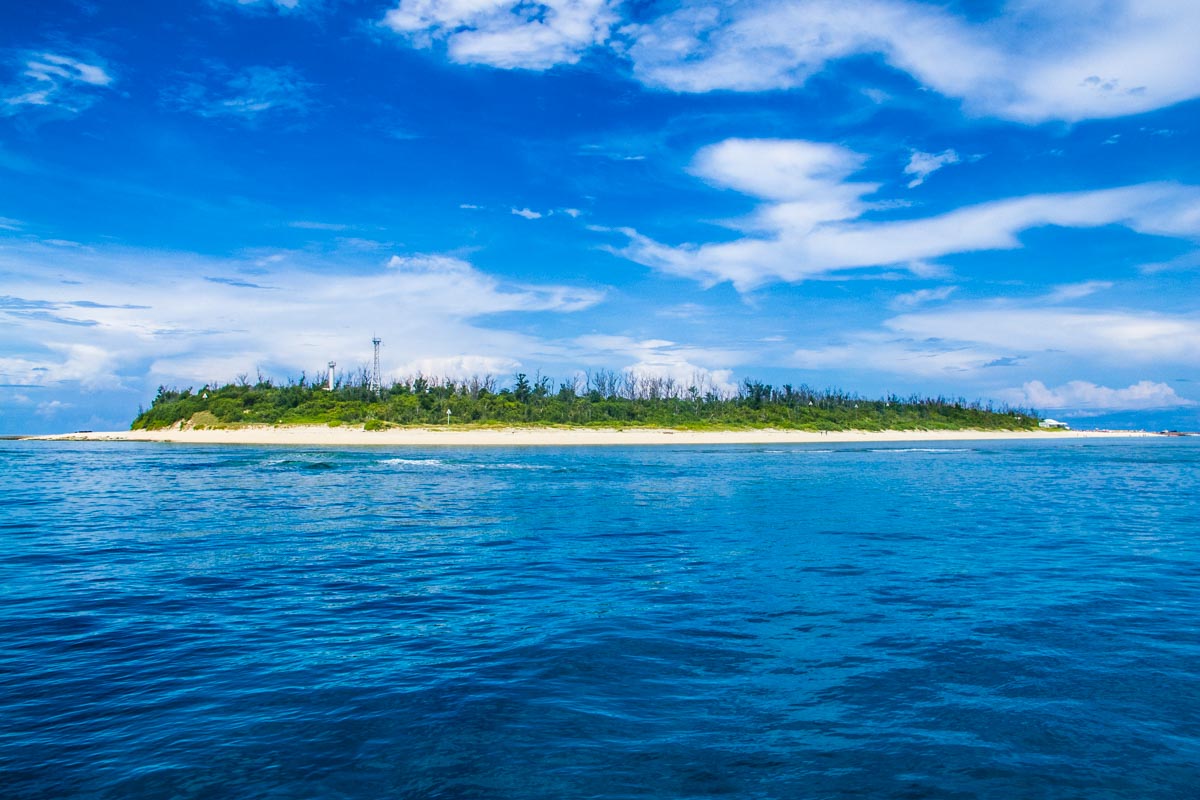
[371,337,382,394]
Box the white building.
[1039,418,1070,429]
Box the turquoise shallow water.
[1,438,1198,799]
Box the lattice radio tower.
[371,336,382,394]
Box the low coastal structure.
[1039,418,1070,429]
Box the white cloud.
[230,0,302,10]
[165,65,311,121]
[624,0,1200,123]
[792,334,1002,378]
[0,216,23,231]
[0,243,604,391]
[1138,250,1200,274]
[3,52,113,116]
[1011,380,1196,411]
[788,304,1200,384]
[511,207,543,220]
[573,334,741,396]
[891,286,956,309]
[905,149,959,188]
[288,220,350,231]
[887,308,1200,364]
[393,355,520,380]
[614,137,1200,291]
[35,399,71,417]
[0,344,121,389]
[690,138,875,207]
[381,0,618,70]
[1043,281,1113,302]
[376,1,1200,123]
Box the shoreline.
[25,425,1160,447]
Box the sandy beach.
[28,426,1158,446]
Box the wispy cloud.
[0,243,605,391]
[887,308,1200,365]
[288,220,350,231]
[219,0,304,11]
[614,137,1200,291]
[1138,250,1200,274]
[890,286,956,309]
[3,51,113,117]
[164,65,312,122]
[904,149,959,188]
[381,0,618,70]
[623,0,1200,123]
[1043,281,1113,303]
[790,303,1200,382]
[511,207,543,220]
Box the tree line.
[131,369,1039,431]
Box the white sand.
[29,425,1158,446]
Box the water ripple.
[1,438,1198,798]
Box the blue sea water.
[1,438,1198,799]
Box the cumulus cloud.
[3,51,113,117]
[0,243,604,391]
[624,0,1200,123]
[164,65,311,121]
[393,355,520,380]
[35,399,71,417]
[573,334,741,396]
[614,137,1200,291]
[1011,380,1196,411]
[381,0,618,70]
[905,150,959,188]
[0,344,121,389]
[511,207,543,220]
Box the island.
[29,372,1157,445]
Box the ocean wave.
[868,447,970,453]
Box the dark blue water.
[2,439,1198,799]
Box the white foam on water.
[868,447,969,454]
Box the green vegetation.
[131,369,1039,432]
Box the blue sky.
[2,0,1198,433]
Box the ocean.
[2,438,1197,799]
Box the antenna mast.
[371,336,382,394]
